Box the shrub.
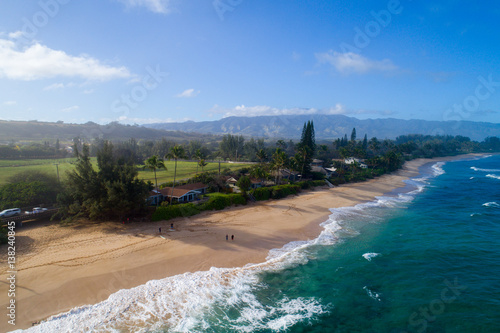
[271,186,285,199]
[297,181,311,190]
[252,184,300,201]
[228,193,247,206]
[329,178,345,186]
[311,180,326,187]
[252,187,272,201]
[152,203,200,221]
[201,195,232,211]
[311,172,325,180]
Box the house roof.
[149,189,161,196]
[176,182,208,191]
[223,177,238,184]
[159,187,201,198]
[311,166,328,174]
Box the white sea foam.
[432,162,445,176]
[471,166,500,172]
[363,286,382,302]
[20,161,442,333]
[238,297,327,332]
[362,253,381,261]
[483,202,499,208]
[486,174,500,180]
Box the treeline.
[0,140,69,159]
[0,171,61,211]
[2,123,500,220]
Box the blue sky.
[0,0,499,125]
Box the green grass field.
[0,158,77,184]
[138,161,254,185]
[0,158,254,185]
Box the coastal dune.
[0,157,467,332]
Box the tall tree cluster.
[297,120,316,176]
[57,141,151,221]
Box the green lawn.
[138,161,254,185]
[0,158,77,184]
[0,158,254,185]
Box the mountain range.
[146,115,500,141]
[1,115,499,144]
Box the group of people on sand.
[158,225,235,242]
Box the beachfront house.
[250,178,263,189]
[224,176,263,192]
[344,157,368,169]
[311,165,337,177]
[148,182,208,205]
[223,176,239,191]
[281,169,300,181]
[311,159,324,167]
[147,189,163,206]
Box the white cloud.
[3,100,17,106]
[8,31,24,39]
[0,39,131,81]
[176,88,200,98]
[316,51,398,74]
[61,105,79,113]
[117,0,170,13]
[210,104,396,119]
[83,89,94,94]
[211,104,347,118]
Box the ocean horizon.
[19,154,500,333]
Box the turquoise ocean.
[22,154,500,333]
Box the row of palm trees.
[144,145,208,205]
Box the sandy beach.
[0,156,475,332]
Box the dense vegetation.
[0,171,61,211]
[151,193,247,221]
[1,120,499,229]
[55,142,151,222]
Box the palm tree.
[271,148,287,185]
[144,155,166,206]
[198,159,208,172]
[297,145,311,179]
[165,145,185,204]
[195,149,203,174]
[250,165,267,184]
[212,150,222,176]
[256,149,268,164]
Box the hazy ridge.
[146,115,500,141]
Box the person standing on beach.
[226,234,228,241]
[231,235,234,241]
[159,227,161,234]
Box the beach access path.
[0,155,476,331]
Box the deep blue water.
[25,155,500,333]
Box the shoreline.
[0,154,482,331]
